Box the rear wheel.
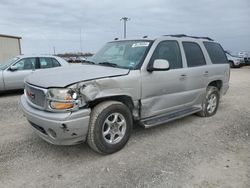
[196,86,220,117]
[87,101,132,154]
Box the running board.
[140,107,201,128]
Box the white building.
[0,34,22,64]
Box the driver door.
[141,40,189,118]
[3,57,37,90]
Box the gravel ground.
[0,67,250,188]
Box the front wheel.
[229,61,234,68]
[87,101,132,154]
[196,86,220,117]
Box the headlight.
[47,88,78,110]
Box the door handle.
[203,71,209,77]
[180,74,187,80]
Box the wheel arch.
[88,95,135,112]
[208,80,223,91]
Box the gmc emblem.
[26,91,35,99]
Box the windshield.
[0,57,19,70]
[90,40,152,69]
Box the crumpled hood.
[25,64,129,88]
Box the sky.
[0,0,249,55]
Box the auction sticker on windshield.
[132,42,150,48]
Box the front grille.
[25,83,46,108]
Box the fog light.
[48,128,57,138]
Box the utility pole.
[53,46,56,55]
[120,17,130,39]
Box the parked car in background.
[238,51,250,65]
[21,35,230,154]
[238,51,249,58]
[69,57,77,63]
[0,55,69,91]
[225,52,245,68]
[65,56,89,63]
[75,56,87,63]
[62,57,71,62]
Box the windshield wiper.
[98,62,118,67]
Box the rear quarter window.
[203,42,228,64]
[52,58,61,67]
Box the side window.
[203,42,228,64]
[151,41,182,69]
[182,42,206,67]
[39,57,57,69]
[15,58,36,70]
[51,58,61,67]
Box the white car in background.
[238,51,250,65]
[238,51,249,58]
[225,52,245,68]
[0,55,69,91]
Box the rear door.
[202,41,230,94]
[38,57,61,69]
[3,57,37,90]
[181,41,208,106]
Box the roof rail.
[163,34,213,41]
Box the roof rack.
[163,34,213,41]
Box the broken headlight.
[46,82,99,111]
[47,88,79,110]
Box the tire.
[196,86,220,117]
[87,101,132,154]
[229,61,234,68]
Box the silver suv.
[20,35,230,154]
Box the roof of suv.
[112,34,214,42]
[162,34,213,41]
[17,54,60,58]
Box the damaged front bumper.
[20,95,90,145]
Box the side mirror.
[148,59,170,72]
[9,65,18,71]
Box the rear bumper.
[20,95,91,145]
